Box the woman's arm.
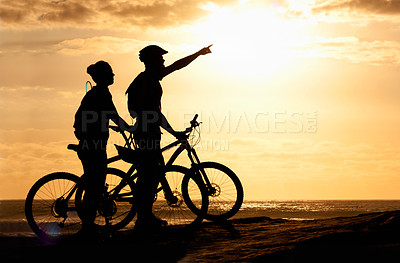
[113,115,132,131]
[107,98,132,131]
[163,45,212,77]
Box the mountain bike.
[25,114,243,241]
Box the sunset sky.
[1,0,400,200]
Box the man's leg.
[135,156,159,221]
[135,136,166,227]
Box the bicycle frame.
[107,115,214,199]
[105,138,210,202]
[161,138,213,192]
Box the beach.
[1,210,400,262]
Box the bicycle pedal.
[165,195,179,204]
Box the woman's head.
[87,61,114,86]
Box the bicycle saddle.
[67,144,79,152]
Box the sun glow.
[192,3,309,76]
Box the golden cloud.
[0,0,231,29]
[292,36,400,65]
[313,0,400,16]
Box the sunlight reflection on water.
[235,200,400,220]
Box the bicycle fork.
[158,170,179,204]
[187,149,215,196]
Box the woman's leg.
[78,144,107,231]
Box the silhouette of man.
[74,61,130,236]
[126,45,212,230]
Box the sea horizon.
[2,199,400,236]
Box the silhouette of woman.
[74,61,130,235]
[126,45,212,230]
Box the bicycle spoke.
[75,168,136,232]
[191,163,243,221]
[153,167,206,226]
[25,173,83,240]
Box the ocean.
[2,199,400,236]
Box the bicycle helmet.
[139,45,168,63]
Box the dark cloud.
[313,0,400,15]
[0,0,33,23]
[37,1,93,23]
[0,0,94,26]
[101,0,209,27]
[0,0,236,29]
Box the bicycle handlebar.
[109,125,120,132]
[190,114,200,129]
[183,114,200,134]
[109,114,200,135]
[191,114,198,126]
[109,114,200,150]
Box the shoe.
[150,214,168,226]
[74,227,105,243]
[134,214,168,233]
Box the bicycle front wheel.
[189,162,244,221]
[25,172,81,241]
[153,165,208,226]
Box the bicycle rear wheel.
[25,172,81,241]
[153,165,208,226]
[187,162,244,221]
[74,168,137,232]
